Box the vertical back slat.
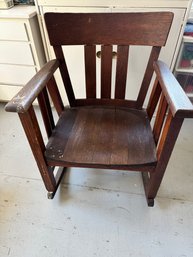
[137,46,161,108]
[101,45,113,98]
[85,45,96,98]
[38,88,55,138]
[53,46,76,106]
[115,45,129,99]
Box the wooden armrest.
[154,60,193,118]
[5,59,59,113]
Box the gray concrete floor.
[0,102,193,257]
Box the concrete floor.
[0,102,193,257]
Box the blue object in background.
[13,0,34,4]
[184,22,193,33]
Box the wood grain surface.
[45,107,157,170]
[45,12,173,46]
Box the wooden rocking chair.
[5,12,193,206]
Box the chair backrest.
[45,12,173,109]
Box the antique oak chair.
[5,12,193,206]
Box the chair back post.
[54,46,76,107]
[136,46,161,109]
[47,76,65,116]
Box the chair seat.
[45,107,157,169]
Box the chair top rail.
[45,12,173,46]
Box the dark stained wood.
[45,107,157,169]
[5,60,59,113]
[37,88,55,138]
[19,106,56,192]
[6,12,191,205]
[53,46,76,106]
[47,167,66,199]
[115,46,129,99]
[153,93,168,145]
[143,111,184,202]
[101,45,112,98]
[47,76,64,116]
[136,46,161,108]
[84,45,96,98]
[156,111,179,159]
[147,79,162,120]
[45,12,173,46]
[141,172,154,206]
[75,98,137,108]
[154,60,193,118]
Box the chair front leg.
[142,111,184,206]
[19,105,57,193]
